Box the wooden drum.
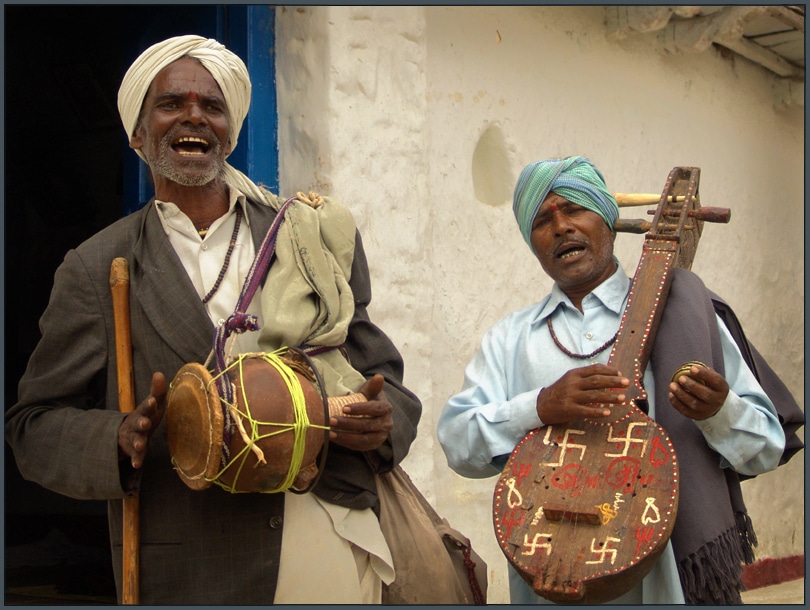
[166,348,354,494]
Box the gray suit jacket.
[6,197,421,604]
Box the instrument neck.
[607,239,679,404]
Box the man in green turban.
[512,155,619,250]
[439,155,801,604]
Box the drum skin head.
[166,363,224,490]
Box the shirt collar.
[154,186,250,235]
[533,258,630,324]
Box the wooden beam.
[658,6,765,54]
[717,35,803,78]
[765,5,805,33]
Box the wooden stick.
[613,193,688,207]
[614,219,651,234]
[110,257,140,605]
[649,206,731,224]
[616,206,731,233]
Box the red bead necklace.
[546,316,618,360]
[202,206,243,304]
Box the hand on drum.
[329,374,393,452]
[536,364,629,425]
[118,372,167,468]
[668,364,728,420]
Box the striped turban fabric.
[512,156,619,252]
[117,34,265,202]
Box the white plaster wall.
[276,6,803,603]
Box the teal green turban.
[512,156,619,251]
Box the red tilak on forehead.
[549,203,559,212]
[188,91,198,101]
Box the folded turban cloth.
[512,156,619,252]
[117,34,265,202]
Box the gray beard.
[151,136,226,187]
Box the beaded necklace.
[202,206,243,304]
[546,316,618,360]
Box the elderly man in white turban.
[7,35,421,604]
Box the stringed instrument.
[492,167,731,603]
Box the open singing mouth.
[555,241,587,260]
[172,135,211,156]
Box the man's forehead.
[538,193,577,214]
[149,58,223,96]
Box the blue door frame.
[124,5,278,214]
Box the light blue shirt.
[438,264,785,604]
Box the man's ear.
[129,124,143,151]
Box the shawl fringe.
[677,512,757,604]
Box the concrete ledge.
[740,576,804,605]
[742,554,804,590]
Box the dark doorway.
[3,5,238,603]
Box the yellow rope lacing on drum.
[208,349,329,493]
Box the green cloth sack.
[257,190,366,396]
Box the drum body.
[166,351,329,493]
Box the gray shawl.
[650,268,803,604]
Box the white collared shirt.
[155,188,263,356]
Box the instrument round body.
[166,353,328,493]
[492,408,679,604]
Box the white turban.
[117,34,265,201]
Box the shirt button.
[201,243,208,251]
[268,515,283,529]
[585,332,593,339]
